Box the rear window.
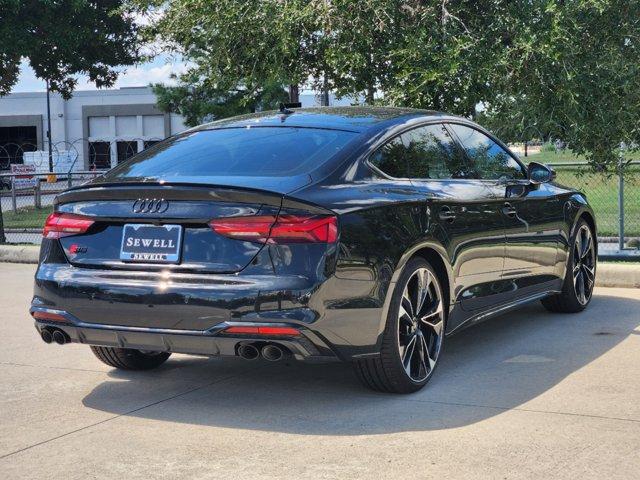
[103,127,357,179]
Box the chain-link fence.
[0,138,164,174]
[0,160,638,253]
[0,136,164,244]
[0,171,104,244]
[553,161,640,249]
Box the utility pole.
[46,79,53,173]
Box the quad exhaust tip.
[52,329,68,345]
[261,344,284,362]
[40,329,53,344]
[237,343,260,361]
[237,342,288,361]
[40,328,69,345]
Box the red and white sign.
[10,164,37,190]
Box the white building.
[0,86,355,172]
[0,86,186,172]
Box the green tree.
[481,0,640,170]
[380,1,516,116]
[0,0,140,98]
[135,0,640,170]
[318,0,401,104]
[153,76,288,127]
[136,0,318,102]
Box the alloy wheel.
[573,225,596,305]
[397,268,445,382]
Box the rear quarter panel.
[288,175,453,357]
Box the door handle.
[439,206,456,222]
[502,202,517,217]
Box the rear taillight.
[43,212,94,239]
[31,310,68,322]
[210,214,337,244]
[222,326,301,336]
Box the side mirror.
[528,162,556,184]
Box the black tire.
[90,346,171,370]
[542,218,596,313]
[354,257,446,394]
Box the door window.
[400,124,471,179]
[447,124,526,180]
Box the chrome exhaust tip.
[261,344,284,362]
[52,329,68,345]
[40,329,53,344]
[237,343,260,360]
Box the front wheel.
[90,346,171,370]
[354,257,446,393]
[542,219,596,313]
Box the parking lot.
[1,262,639,479]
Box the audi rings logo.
[132,198,169,214]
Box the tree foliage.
[153,77,288,127]
[135,0,640,169]
[482,0,640,168]
[136,1,317,90]
[0,0,140,98]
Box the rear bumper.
[32,260,387,361]
[31,306,338,361]
[33,263,323,331]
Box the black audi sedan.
[31,107,596,393]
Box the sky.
[11,55,189,93]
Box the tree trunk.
[320,76,330,106]
[288,84,299,104]
[365,86,375,105]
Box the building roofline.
[0,86,154,100]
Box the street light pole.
[46,79,53,173]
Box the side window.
[447,124,526,180]
[369,136,407,178]
[400,124,471,179]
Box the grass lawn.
[1,206,52,229]
[517,149,639,237]
[553,168,640,236]
[521,148,640,164]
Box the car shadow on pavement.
[82,293,640,434]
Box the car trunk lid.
[53,183,294,273]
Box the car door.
[397,123,507,327]
[446,123,560,282]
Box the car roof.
[190,106,448,134]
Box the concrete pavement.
[1,263,639,479]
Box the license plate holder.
[120,224,182,263]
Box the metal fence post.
[34,180,41,209]
[0,194,5,244]
[618,156,625,251]
[11,180,17,213]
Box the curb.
[0,245,40,264]
[595,263,640,289]
[0,244,638,288]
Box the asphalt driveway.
[1,263,639,479]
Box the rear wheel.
[354,257,446,393]
[542,219,596,313]
[90,346,171,370]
